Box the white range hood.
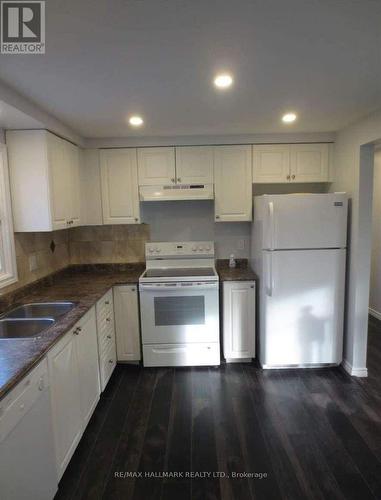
[139,184,214,201]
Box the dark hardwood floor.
[55,319,381,500]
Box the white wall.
[369,150,381,318]
[331,108,381,376]
[141,200,251,259]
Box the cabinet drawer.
[0,359,49,442]
[98,326,115,358]
[99,341,117,391]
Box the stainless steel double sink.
[0,302,77,339]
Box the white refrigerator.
[251,193,347,368]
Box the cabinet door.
[66,143,81,226]
[252,145,290,183]
[47,133,69,230]
[290,144,329,183]
[113,285,141,361]
[223,281,256,360]
[175,146,214,184]
[48,330,82,479]
[100,149,140,224]
[137,147,175,185]
[214,145,252,221]
[75,308,100,426]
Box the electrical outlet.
[237,239,245,250]
[29,254,38,272]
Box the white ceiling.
[0,0,380,138]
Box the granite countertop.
[0,264,144,401]
[216,259,258,281]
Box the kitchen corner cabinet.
[175,146,214,184]
[48,307,100,480]
[223,281,256,361]
[137,147,175,185]
[252,143,331,184]
[100,149,140,224]
[113,285,141,361]
[6,130,81,231]
[214,145,252,222]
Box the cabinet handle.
[250,285,255,289]
[286,175,290,181]
[177,177,181,182]
[291,174,295,180]
[131,288,136,292]
[135,218,139,222]
[107,335,112,339]
[73,328,79,335]
[171,178,175,183]
[215,215,220,219]
[109,359,114,364]
[105,300,110,305]
[106,317,111,322]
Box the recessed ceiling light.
[129,115,144,127]
[282,112,297,124]
[214,73,233,89]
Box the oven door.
[139,281,219,344]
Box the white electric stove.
[139,241,220,367]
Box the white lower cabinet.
[96,289,117,390]
[223,281,256,361]
[114,285,141,362]
[76,308,101,426]
[48,307,100,480]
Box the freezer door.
[260,249,345,367]
[261,193,348,249]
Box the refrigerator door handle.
[268,202,275,250]
[266,252,274,296]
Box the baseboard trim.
[342,358,368,377]
[369,307,381,321]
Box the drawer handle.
[105,301,110,305]
[106,317,111,322]
[108,359,114,364]
[73,328,79,336]
[107,335,112,339]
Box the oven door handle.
[139,282,218,291]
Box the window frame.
[0,144,17,288]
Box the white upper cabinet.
[214,145,252,222]
[175,146,214,184]
[67,143,81,226]
[100,148,140,224]
[6,130,81,231]
[252,143,331,184]
[290,143,329,183]
[137,147,175,185]
[252,145,290,183]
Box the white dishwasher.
[0,358,58,500]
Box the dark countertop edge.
[216,259,258,281]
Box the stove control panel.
[145,241,215,259]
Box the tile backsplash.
[0,224,150,295]
[69,224,150,264]
[2,230,70,294]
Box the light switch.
[29,253,38,272]
[237,239,245,250]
